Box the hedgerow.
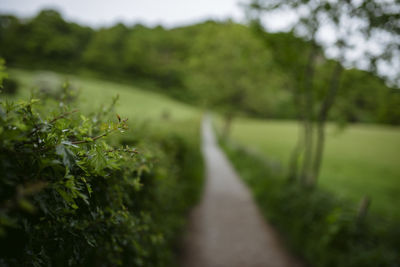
[0,78,203,266]
[222,141,400,267]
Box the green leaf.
[91,145,107,172]
[56,144,76,169]
[18,199,36,213]
[55,187,78,209]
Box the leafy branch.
[71,116,128,145]
[29,109,79,137]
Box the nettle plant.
[0,85,159,266]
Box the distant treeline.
[1,9,399,124]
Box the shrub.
[0,87,202,266]
[1,78,19,95]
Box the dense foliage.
[0,80,203,266]
[222,141,400,267]
[0,9,399,124]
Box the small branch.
[71,132,109,145]
[29,109,79,137]
[49,109,79,124]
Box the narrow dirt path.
[180,116,302,267]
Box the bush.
[0,88,203,266]
[1,78,18,95]
[222,141,400,267]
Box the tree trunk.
[357,195,371,224]
[287,75,304,182]
[310,62,343,186]
[300,42,318,186]
[223,112,234,140]
[287,123,304,182]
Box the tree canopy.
[0,9,398,125]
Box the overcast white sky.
[0,0,246,28]
[0,0,299,31]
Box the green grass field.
[227,118,400,219]
[8,69,200,122]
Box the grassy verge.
[221,140,399,267]
[227,117,400,220]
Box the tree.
[0,10,92,69]
[353,0,400,86]
[246,0,397,186]
[122,25,186,89]
[184,21,282,137]
[83,23,128,75]
[248,0,326,185]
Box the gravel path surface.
[180,116,302,267]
